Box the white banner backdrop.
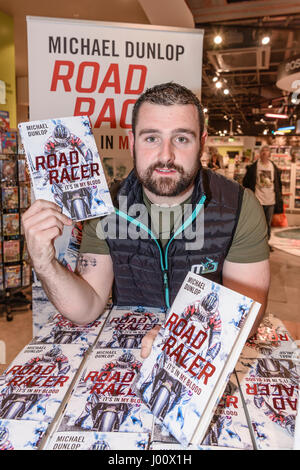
[27,16,203,179]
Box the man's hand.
[22,199,73,274]
[140,324,161,359]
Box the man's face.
[129,102,202,198]
[260,147,271,162]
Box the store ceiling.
[0,0,300,136]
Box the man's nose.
[158,139,175,164]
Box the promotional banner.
[27,16,204,180]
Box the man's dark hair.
[131,82,205,140]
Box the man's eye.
[175,136,188,143]
[145,136,158,143]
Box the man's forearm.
[36,259,105,325]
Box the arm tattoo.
[76,254,97,275]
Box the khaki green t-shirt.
[79,188,269,263]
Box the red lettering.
[169,342,184,362]
[225,395,238,408]
[70,151,79,165]
[173,319,188,337]
[119,135,129,150]
[84,371,99,382]
[50,60,74,92]
[35,156,46,171]
[178,348,195,368]
[49,169,59,184]
[90,163,100,177]
[162,335,177,354]
[245,384,257,395]
[98,63,121,94]
[187,354,205,378]
[164,313,179,332]
[94,98,116,128]
[124,65,147,94]
[190,329,207,349]
[74,97,95,117]
[76,62,100,93]
[197,362,216,384]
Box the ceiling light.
[277,126,295,132]
[263,129,268,135]
[212,76,218,82]
[268,103,272,108]
[223,88,229,95]
[265,113,289,119]
[214,35,223,45]
[203,107,208,113]
[215,81,222,89]
[261,35,270,45]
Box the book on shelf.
[4,264,21,288]
[2,213,19,236]
[18,115,114,222]
[3,240,20,263]
[1,186,18,209]
[134,271,261,447]
[0,160,17,184]
[0,130,18,154]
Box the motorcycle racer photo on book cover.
[18,116,114,222]
[58,349,153,435]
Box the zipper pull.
[163,270,170,309]
[163,270,169,287]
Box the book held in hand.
[18,116,114,221]
[134,271,261,447]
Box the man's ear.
[201,131,207,150]
[128,130,135,157]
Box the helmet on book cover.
[201,292,219,313]
[53,124,71,144]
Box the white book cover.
[0,419,48,450]
[32,280,60,337]
[200,372,254,449]
[32,311,109,348]
[0,344,85,424]
[241,314,300,361]
[235,356,300,450]
[44,430,150,451]
[18,115,114,221]
[134,271,261,447]
[56,348,154,435]
[151,372,253,450]
[96,305,166,349]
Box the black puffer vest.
[101,169,244,309]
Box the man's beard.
[133,148,201,197]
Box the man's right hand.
[21,199,73,275]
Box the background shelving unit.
[0,129,32,321]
